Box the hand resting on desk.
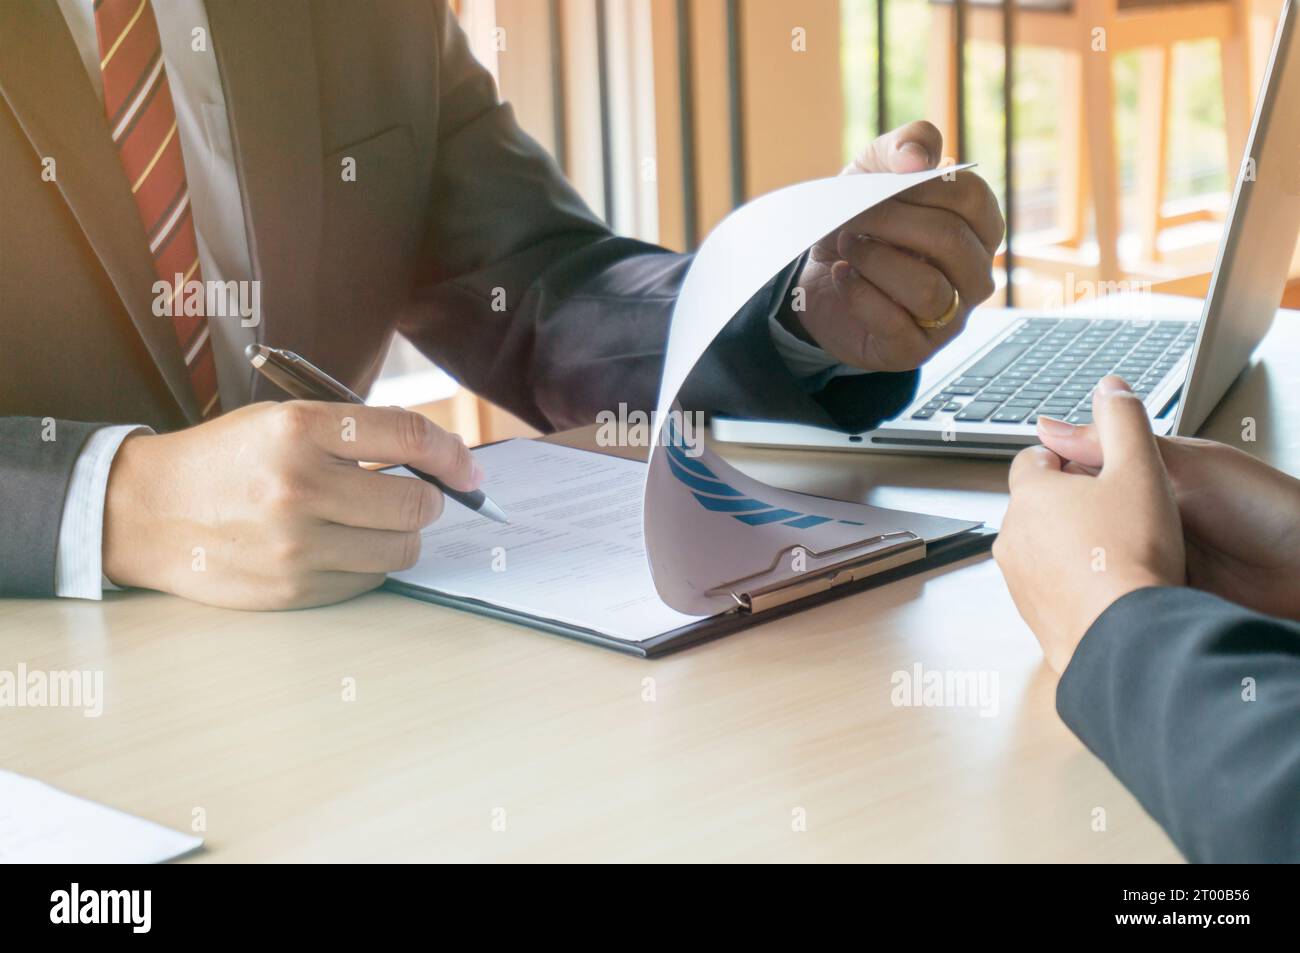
[992,376,1186,673]
[995,372,1300,671]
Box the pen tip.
[480,499,510,524]
[245,343,266,367]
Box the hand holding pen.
[246,344,508,524]
[101,379,501,610]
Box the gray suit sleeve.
[398,3,917,434]
[0,417,105,596]
[1057,585,1300,862]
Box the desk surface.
[3,313,1296,863]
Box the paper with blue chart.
[390,167,981,640]
[643,164,982,616]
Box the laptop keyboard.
[910,317,1197,426]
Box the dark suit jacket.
[1059,586,1300,862]
[0,0,917,596]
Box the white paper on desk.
[389,439,704,642]
[0,770,202,863]
[644,166,982,615]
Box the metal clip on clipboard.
[704,530,926,614]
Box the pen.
[245,343,509,524]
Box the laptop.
[714,0,1300,458]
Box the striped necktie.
[94,0,221,419]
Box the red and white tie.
[95,0,221,419]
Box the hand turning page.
[643,166,981,615]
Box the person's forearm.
[1057,586,1300,862]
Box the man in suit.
[995,375,1300,862]
[0,0,1003,607]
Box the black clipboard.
[383,525,996,659]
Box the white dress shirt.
[52,0,860,599]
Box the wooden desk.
[2,313,1296,863]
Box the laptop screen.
[1174,0,1300,436]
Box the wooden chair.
[928,0,1253,281]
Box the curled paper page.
[643,166,980,615]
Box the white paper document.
[0,770,202,863]
[391,439,704,641]
[392,167,983,641]
[392,434,976,641]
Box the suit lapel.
[206,0,324,402]
[0,0,197,421]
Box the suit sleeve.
[0,417,104,596]
[397,2,917,433]
[1057,585,1300,862]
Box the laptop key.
[1066,410,1094,424]
[991,408,1030,423]
[955,401,1002,421]
[963,343,1030,379]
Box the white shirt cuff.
[767,311,872,388]
[54,425,151,600]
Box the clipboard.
[384,523,995,659]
